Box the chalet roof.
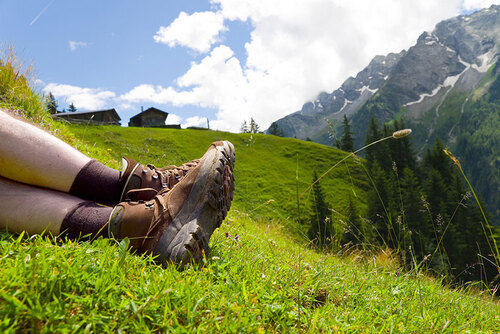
[129,107,168,120]
[55,108,121,119]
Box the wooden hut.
[53,109,121,125]
[128,107,175,128]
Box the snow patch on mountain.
[403,85,443,107]
[357,85,378,94]
[337,98,351,113]
[472,52,494,73]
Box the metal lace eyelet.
[152,174,158,179]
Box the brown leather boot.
[108,141,235,264]
[119,157,200,203]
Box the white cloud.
[120,46,248,130]
[182,116,208,128]
[153,11,227,53]
[165,113,182,125]
[130,0,471,132]
[68,41,88,51]
[44,83,115,110]
[462,0,500,11]
[117,102,134,111]
[119,84,177,104]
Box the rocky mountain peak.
[270,4,500,226]
[273,5,500,143]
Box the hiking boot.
[108,141,235,264]
[119,157,200,203]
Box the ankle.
[59,201,113,240]
[69,160,121,206]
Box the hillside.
[68,125,369,237]
[1,50,499,332]
[272,5,500,225]
[1,123,500,332]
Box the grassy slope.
[0,124,498,332]
[68,124,369,236]
[0,57,499,332]
[2,215,499,333]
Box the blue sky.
[1,0,498,131]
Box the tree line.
[45,92,77,114]
[307,115,499,286]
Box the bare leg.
[0,109,91,192]
[0,176,86,235]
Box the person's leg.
[0,109,91,192]
[0,109,122,204]
[0,108,237,263]
[0,109,201,206]
[0,140,236,264]
[0,176,111,237]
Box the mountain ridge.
[272,5,500,224]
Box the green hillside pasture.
[68,125,370,236]
[0,118,497,333]
[1,214,499,333]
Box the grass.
[0,46,43,120]
[1,215,499,333]
[1,48,499,332]
[0,124,498,333]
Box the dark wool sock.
[69,159,121,206]
[60,202,113,240]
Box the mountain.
[275,50,405,143]
[274,50,406,143]
[272,5,500,224]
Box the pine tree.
[67,102,77,113]
[400,168,429,259]
[443,171,496,283]
[388,119,416,171]
[378,123,393,172]
[342,195,366,245]
[240,120,249,133]
[423,139,453,185]
[367,162,394,247]
[334,139,341,149]
[442,172,470,277]
[308,172,332,248]
[340,115,354,151]
[421,142,456,275]
[364,115,381,169]
[268,121,284,136]
[249,117,260,133]
[45,92,58,114]
[362,119,498,285]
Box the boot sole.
[154,141,235,264]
